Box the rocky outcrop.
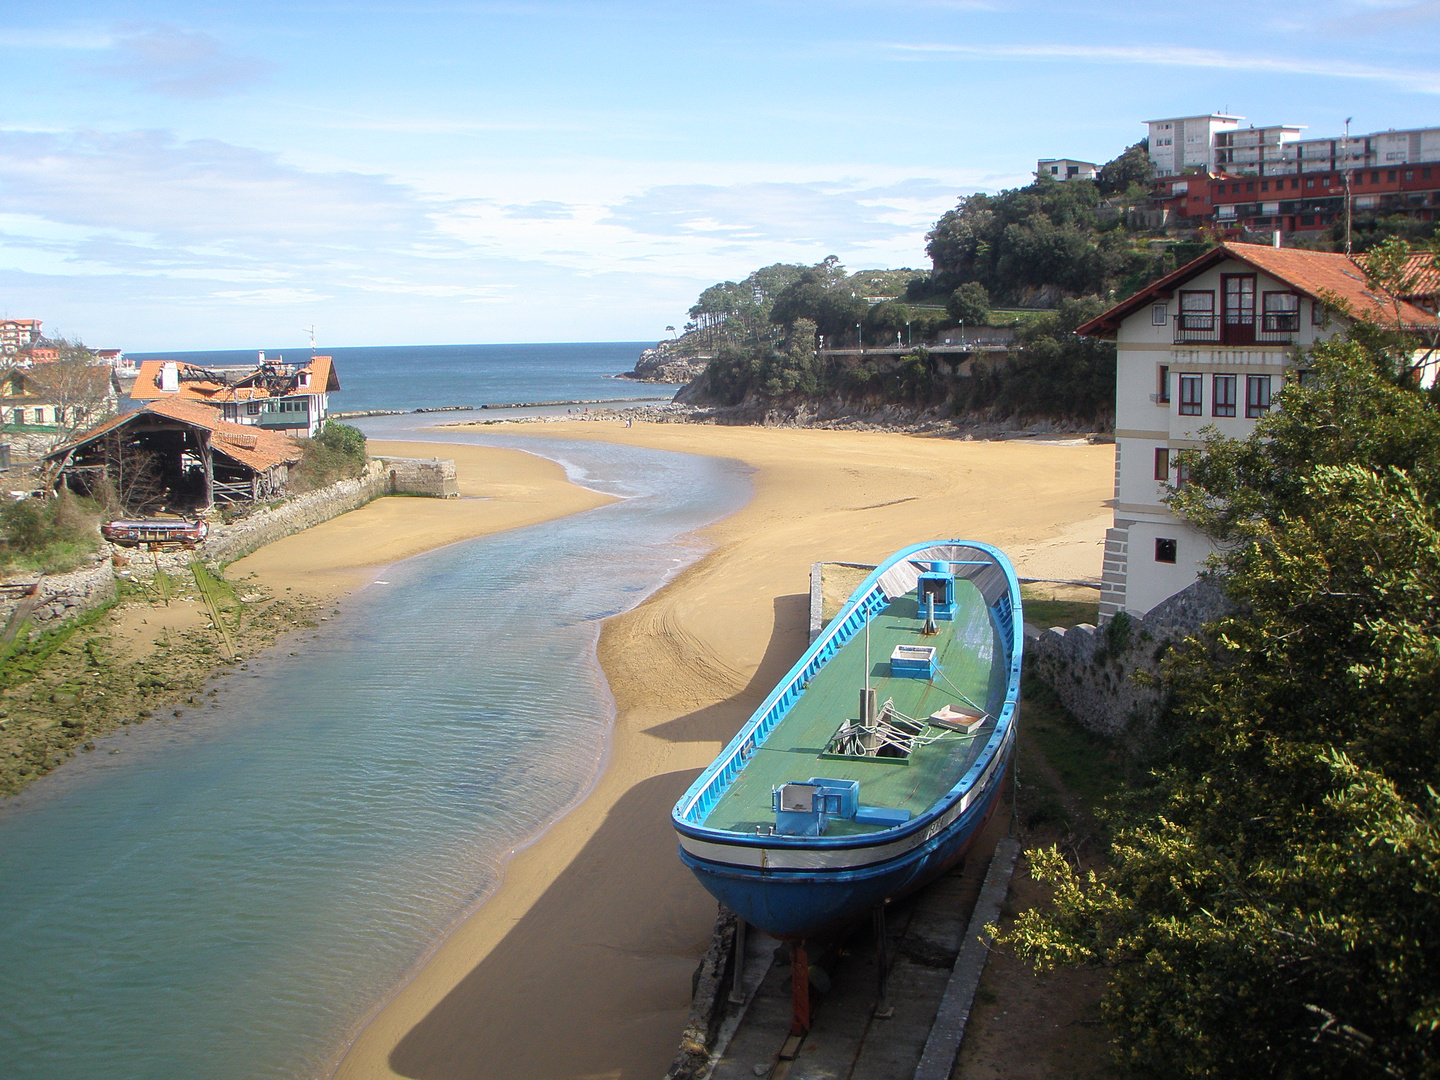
[621,343,711,385]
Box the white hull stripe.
[679,728,1012,872]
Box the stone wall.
[381,456,458,498]
[2,455,460,630]
[1025,579,1231,737]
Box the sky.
[1,1,1437,351]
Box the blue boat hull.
[679,756,1008,939]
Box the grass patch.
[1021,674,1124,813]
[0,491,102,576]
[1020,584,1099,629]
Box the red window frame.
[1179,373,1203,416]
[1154,447,1170,480]
[1212,374,1236,417]
[1246,374,1272,418]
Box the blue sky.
[1,1,1437,350]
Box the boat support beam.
[791,941,810,1035]
[874,903,894,1018]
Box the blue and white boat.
[672,540,1022,940]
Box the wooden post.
[199,431,214,508]
[791,940,811,1035]
[874,904,894,1018]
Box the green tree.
[1097,140,1155,195]
[1007,343,1440,1077]
[946,281,991,325]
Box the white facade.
[1037,158,1098,181]
[1213,124,1304,175]
[1147,113,1242,176]
[1099,254,1346,619]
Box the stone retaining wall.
[1025,579,1231,737]
[2,455,460,632]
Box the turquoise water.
[125,341,680,413]
[0,428,750,1080]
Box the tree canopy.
[1007,340,1440,1078]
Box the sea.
[124,341,681,414]
[0,344,744,1080]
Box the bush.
[290,422,368,492]
[0,490,101,574]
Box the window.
[1157,364,1170,403]
[247,402,261,415]
[1312,300,1328,326]
[1213,374,1237,417]
[1175,462,1191,487]
[1246,181,1255,192]
[1232,183,1241,194]
[1154,447,1170,481]
[1306,177,1315,188]
[1425,168,1433,180]
[1372,171,1380,183]
[1179,290,1214,331]
[1247,374,1272,418]
[1262,292,1300,332]
[1179,373,1203,416]
[1290,178,1300,190]
[1151,303,1168,326]
[1405,170,1415,182]
[1155,538,1178,564]
[1389,170,1398,182]
[1261,180,1269,192]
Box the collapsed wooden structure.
[44,398,303,514]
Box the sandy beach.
[331,422,1114,1080]
[232,441,616,599]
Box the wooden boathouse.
[45,398,303,514]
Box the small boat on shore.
[100,518,208,548]
[672,540,1022,942]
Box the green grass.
[1021,675,1124,812]
[1023,598,1100,629]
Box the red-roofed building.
[1078,241,1440,620]
[129,354,340,437]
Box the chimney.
[160,362,179,393]
[1273,230,1282,249]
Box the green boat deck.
[702,580,1006,837]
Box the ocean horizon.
[126,340,681,415]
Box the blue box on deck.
[890,644,937,679]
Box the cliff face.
[621,343,711,385]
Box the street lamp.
[906,320,911,348]
[857,322,863,354]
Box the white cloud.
[98,25,275,98]
[884,40,1440,94]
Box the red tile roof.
[1078,242,1440,337]
[47,397,302,473]
[1402,251,1440,303]
[130,355,339,402]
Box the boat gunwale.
[671,539,1023,852]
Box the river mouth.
[0,426,749,1080]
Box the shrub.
[290,422,368,492]
[0,490,101,574]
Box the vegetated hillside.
[669,143,1178,428]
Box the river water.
[0,421,750,1080]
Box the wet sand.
[331,423,1113,1080]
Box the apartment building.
[0,319,42,355]
[1077,242,1438,620]
[1146,114,1242,177]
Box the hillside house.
[0,361,119,431]
[0,319,42,355]
[129,354,339,437]
[1078,241,1439,620]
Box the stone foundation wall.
[1025,579,1231,737]
[381,457,458,498]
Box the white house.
[1037,158,1099,182]
[1078,241,1439,620]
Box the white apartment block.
[1147,113,1241,176]
[1078,242,1438,620]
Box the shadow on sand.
[387,594,809,1080]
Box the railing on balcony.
[1173,314,1296,346]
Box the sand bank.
[332,423,1113,1080]
[232,441,614,600]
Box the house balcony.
[1173,314,1297,347]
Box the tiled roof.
[1078,241,1440,337]
[130,355,338,402]
[47,397,302,473]
[1402,251,1440,301]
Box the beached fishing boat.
[100,518,208,548]
[672,540,1022,942]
